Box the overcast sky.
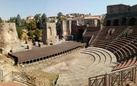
[0,0,137,20]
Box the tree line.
[0,12,66,42]
[7,13,47,41]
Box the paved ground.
[21,47,116,86]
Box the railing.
[0,69,51,86]
[89,74,107,86]
[89,66,136,86]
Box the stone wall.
[0,23,21,54]
[131,5,137,12]
[84,19,100,27]
[105,4,137,26]
[0,23,19,44]
[107,4,130,14]
[62,20,73,40]
[107,4,137,14]
[42,22,58,45]
[62,20,71,36]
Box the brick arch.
[129,17,136,26]
[113,19,119,26]
[106,20,111,26]
[121,17,127,25]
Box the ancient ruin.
[0,3,137,86]
[0,23,21,54]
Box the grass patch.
[26,69,59,86]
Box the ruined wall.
[131,5,137,12]
[105,4,137,26]
[0,23,21,53]
[62,21,67,36]
[84,19,100,27]
[42,22,57,45]
[62,20,73,40]
[0,23,19,44]
[107,4,137,14]
[107,4,130,14]
[62,20,71,36]
[47,23,57,43]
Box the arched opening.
[113,19,119,26]
[106,20,111,26]
[121,17,127,25]
[77,29,84,42]
[129,18,136,26]
[97,19,100,26]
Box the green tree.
[28,30,34,39]
[16,27,23,39]
[57,12,66,20]
[28,21,37,30]
[56,12,64,37]
[21,19,28,29]
[34,14,42,29]
[9,17,16,22]
[34,14,41,23]
[41,13,47,24]
[0,17,3,23]
[57,12,63,19]
[15,14,21,27]
[56,12,63,27]
[34,29,41,41]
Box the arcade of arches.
[106,17,137,26]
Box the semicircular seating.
[82,52,101,64]
[87,26,137,85]
[56,47,117,86]
[85,47,116,64]
[112,57,137,71]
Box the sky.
[0,0,137,20]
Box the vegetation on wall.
[16,27,23,39]
[34,29,42,41]
[56,12,66,39]
[28,30,35,39]
[7,13,47,41]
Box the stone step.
[86,47,116,65]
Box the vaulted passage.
[121,17,127,25]
[113,19,119,26]
[106,20,111,26]
[77,29,84,41]
[129,18,136,26]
